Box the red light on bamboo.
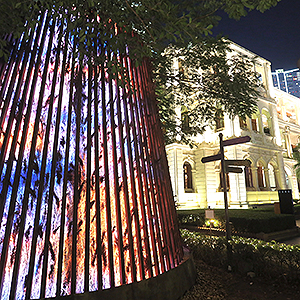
[0,11,183,300]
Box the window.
[251,108,260,132]
[257,164,265,189]
[219,171,230,191]
[281,130,287,151]
[285,167,292,189]
[263,127,271,135]
[251,118,258,132]
[215,110,224,131]
[268,163,278,191]
[181,109,190,131]
[244,166,253,188]
[262,113,271,135]
[239,117,247,129]
[183,162,193,192]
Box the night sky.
[213,0,300,71]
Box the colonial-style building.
[166,42,300,209]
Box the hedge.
[181,229,300,285]
[178,208,296,234]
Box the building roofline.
[227,39,271,65]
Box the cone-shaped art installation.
[0,11,195,300]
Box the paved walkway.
[283,236,300,245]
[281,219,300,245]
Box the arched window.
[268,163,278,191]
[251,115,258,132]
[183,162,193,192]
[239,117,247,129]
[285,167,293,189]
[262,109,272,136]
[262,114,270,135]
[244,166,253,189]
[281,129,288,151]
[219,170,230,191]
[215,109,224,131]
[181,106,190,131]
[257,162,266,190]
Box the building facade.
[166,43,300,210]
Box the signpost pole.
[219,133,231,241]
[219,133,232,271]
[201,134,251,271]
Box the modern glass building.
[272,68,300,98]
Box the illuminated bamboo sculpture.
[0,13,184,299]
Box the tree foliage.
[292,144,300,179]
[0,0,281,57]
[0,0,281,142]
[155,38,263,144]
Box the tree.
[155,38,263,144]
[0,0,281,142]
[292,144,300,179]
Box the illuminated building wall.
[166,42,300,209]
[0,12,183,299]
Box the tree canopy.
[0,0,281,58]
[0,0,281,143]
[293,144,300,179]
[156,39,263,144]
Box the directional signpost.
[225,159,251,167]
[222,135,251,147]
[225,166,243,173]
[201,153,222,164]
[201,133,251,271]
[224,159,251,174]
[201,134,251,241]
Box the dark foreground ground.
[180,259,300,300]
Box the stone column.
[264,167,271,191]
[251,166,259,190]
[284,126,292,158]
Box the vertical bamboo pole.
[135,61,172,270]
[8,16,48,300]
[93,52,102,290]
[100,62,114,287]
[24,19,55,300]
[126,57,160,276]
[115,65,136,283]
[56,45,75,297]
[40,23,64,299]
[124,65,152,279]
[108,63,126,285]
[120,67,145,281]
[85,64,92,292]
[71,62,82,294]
[0,25,35,299]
